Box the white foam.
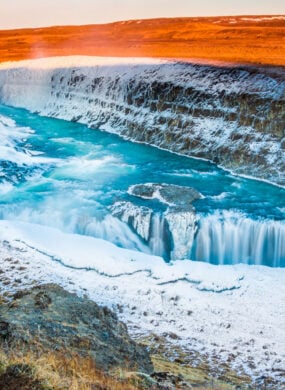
[0,181,14,194]
[0,114,58,166]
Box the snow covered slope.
[0,56,284,186]
[0,220,284,387]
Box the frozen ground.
[0,220,284,385]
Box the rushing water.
[0,104,284,267]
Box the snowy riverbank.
[0,220,284,386]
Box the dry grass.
[0,343,241,389]
[0,345,140,390]
[0,16,285,66]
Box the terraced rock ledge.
[0,57,284,186]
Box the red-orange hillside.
[0,16,285,66]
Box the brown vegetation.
[0,284,249,389]
[0,344,238,389]
[0,347,140,390]
[0,16,285,66]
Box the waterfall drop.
[191,212,285,267]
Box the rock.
[164,209,197,259]
[0,321,10,339]
[34,291,52,309]
[0,284,153,374]
[129,183,202,209]
[111,201,154,242]
[151,371,193,389]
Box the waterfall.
[111,200,285,267]
[191,211,285,267]
[148,213,171,260]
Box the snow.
[241,16,285,22]
[0,56,165,70]
[214,16,285,24]
[0,220,284,384]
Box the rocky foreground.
[0,284,152,373]
[0,221,284,389]
[0,283,260,389]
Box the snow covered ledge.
[0,220,284,386]
[0,56,284,186]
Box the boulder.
[0,284,153,373]
[129,183,202,209]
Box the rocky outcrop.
[0,284,153,373]
[111,201,154,243]
[0,283,254,389]
[129,183,202,207]
[0,57,284,185]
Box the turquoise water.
[0,104,284,266]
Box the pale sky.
[1,0,285,30]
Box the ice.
[111,201,153,242]
[165,209,197,260]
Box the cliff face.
[0,57,284,186]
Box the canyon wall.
[0,57,284,186]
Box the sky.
[1,0,285,29]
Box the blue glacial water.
[0,104,284,267]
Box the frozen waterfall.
[191,212,285,267]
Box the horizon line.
[1,13,285,32]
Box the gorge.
[0,56,284,268]
[0,98,284,268]
[0,57,284,186]
[0,19,284,385]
